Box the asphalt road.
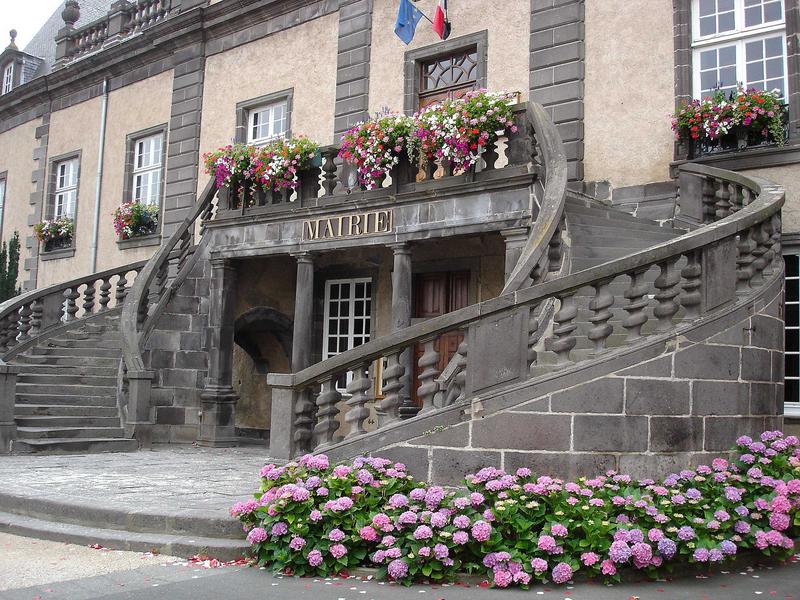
[2,554,799,600]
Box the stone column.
[199,258,239,447]
[390,243,417,419]
[291,253,315,371]
[501,227,530,283]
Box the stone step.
[0,510,246,560]
[13,354,121,368]
[568,225,683,242]
[16,426,125,439]
[15,393,116,407]
[28,346,122,358]
[570,246,659,260]
[565,210,675,231]
[16,383,116,396]
[564,203,663,225]
[16,373,118,386]
[42,338,122,349]
[14,404,119,417]
[15,415,121,428]
[12,437,139,454]
[12,364,118,377]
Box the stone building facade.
[0,0,794,472]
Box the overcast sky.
[0,0,63,50]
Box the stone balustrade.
[267,163,785,460]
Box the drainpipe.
[90,78,109,274]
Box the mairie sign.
[302,209,393,241]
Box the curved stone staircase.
[11,313,136,454]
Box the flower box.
[34,217,74,252]
[673,87,787,160]
[113,201,159,240]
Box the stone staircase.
[10,314,137,454]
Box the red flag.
[432,0,450,40]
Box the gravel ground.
[0,532,180,591]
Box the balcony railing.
[55,0,176,66]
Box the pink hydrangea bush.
[233,431,800,587]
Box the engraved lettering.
[304,220,320,240]
[349,214,363,236]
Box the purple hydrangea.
[271,522,288,537]
[246,527,268,544]
[693,548,710,562]
[328,528,345,542]
[430,512,448,528]
[398,510,418,526]
[330,543,347,559]
[531,558,548,573]
[720,540,737,555]
[657,538,677,559]
[410,488,426,501]
[538,534,557,553]
[452,531,469,545]
[471,520,492,542]
[387,559,409,580]
[389,494,409,509]
[289,536,306,551]
[413,525,433,540]
[308,549,323,567]
[677,526,695,541]
[434,543,449,560]
[551,523,568,537]
[453,515,471,529]
[551,562,573,584]
[609,540,632,564]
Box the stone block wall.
[144,251,211,444]
[373,276,784,485]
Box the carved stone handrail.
[119,178,218,434]
[268,162,784,459]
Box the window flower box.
[203,137,320,208]
[34,217,74,252]
[113,201,159,240]
[673,87,787,160]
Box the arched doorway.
[232,307,293,436]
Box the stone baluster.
[0,317,10,353]
[741,187,752,208]
[137,296,149,326]
[98,278,112,312]
[653,258,681,333]
[453,340,468,404]
[313,376,342,449]
[321,149,338,196]
[714,179,731,220]
[177,230,192,273]
[728,184,742,212]
[482,140,499,171]
[28,299,43,338]
[549,293,578,365]
[761,219,776,277]
[771,213,782,267]
[505,110,532,166]
[442,158,455,178]
[548,217,565,273]
[344,362,371,439]
[4,311,18,350]
[416,338,440,413]
[588,279,614,353]
[82,281,96,316]
[17,304,32,342]
[115,272,129,305]
[64,287,80,321]
[622,268,650,342]
[379,353,404,425]
[423,160,437,181]
[680,251,702,320]
[293,388,315,454]
[701,177,716,223]
[750,224,769,286]
[736,227,757,293]
[300,163,322,202]
[528,302,541,372]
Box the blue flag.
[394,0,423,45]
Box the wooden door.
[412,271,470,405]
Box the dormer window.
[2,62,13,95]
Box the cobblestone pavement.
[0,445,272,518]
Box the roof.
[23,0,115,78]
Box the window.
[404,31,488,114]
[247,100,288,145]
[418,49,479,109]
[692,0,788,98]
[323,278,372,360]
[785,254,800,415]
[132,133,163,205]
[1,62,13,95]
[53,158,78,219]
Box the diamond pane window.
[785,254,800,414]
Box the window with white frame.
[323,278,372,360]
[247,100,288,145]
[2,63,13,95]
[785,254,800,414]
[692,0,788,98]
[132,133,163,205]
[53,158,78,219]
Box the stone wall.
[372,273,785,484]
